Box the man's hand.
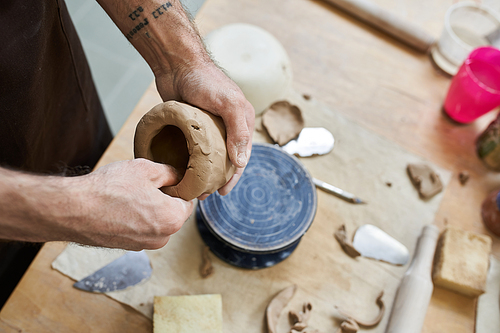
[0,160,193,250]
[156,60,255,197]
[97,0,255,196]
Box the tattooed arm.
[97,0,255,195]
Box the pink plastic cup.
[444,46,500,123]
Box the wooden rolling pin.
[385,225,439,333]
[322,0,435,53]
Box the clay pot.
[134,101,236,201]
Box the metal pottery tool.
[197,143,317,269]
[352,224,409,265]
[73,250,152,293]
[313,178,365,204]
[385,225,439,333]
[280,128,363,204]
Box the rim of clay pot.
[134,101,229,200]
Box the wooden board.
[1,0,499,332]
[51,89,451,332]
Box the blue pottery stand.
[196,143,317,269]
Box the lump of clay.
[406,163,443,200]
[262,101,304,146]
[458,171,470,185]
[334,225,360,258]
[134,101,236,201]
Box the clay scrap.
[407,163,443,200]
[289,302,312,331]
[266,285,297,333]
[199,246,213,278]
[335,291,385,332]
[458,171,470,185]
[336,319,359,333]
[262,101,304,146]
[334,225,360,258]
[288,302,326,333]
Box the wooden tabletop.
[1,0,499,332]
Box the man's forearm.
[96,0,210,76]
[97,0,255,172]
[0,161,194,250]
[0,167,79,243]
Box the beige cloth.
[52,91,451,332]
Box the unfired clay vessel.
[134,101,236,201]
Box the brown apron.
[0,0,112,173]
[0,0,113,306]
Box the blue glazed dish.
[196,143,317,269]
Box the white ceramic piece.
[281,127,334,157]
[431,2,500,75]
[352,224,409,265]
[204,23,293,115]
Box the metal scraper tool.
[313,178,366,204]
[73,250,152,293]
[352,224,409,265]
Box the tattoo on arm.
[125,2,173,40]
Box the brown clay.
[262,101,304,146]
[336,318,360,333]
[336,291,385,328]
[481,190,500,237]
[458,171,470,185]
[334,225,360,258]
[289,302,312,331]
[266,285,297,333]
[407,164,443,200]
[134,101,236,201]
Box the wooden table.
[1,0,499,332]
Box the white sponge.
[153,294,223,333]
[433,228,492,297]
